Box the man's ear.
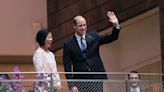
[73,25,76,29]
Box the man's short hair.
[128,71,140,79]
[73,15,85,26]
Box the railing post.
[125,73,129,92]
[125,80,129,92]
[50,73,53,92]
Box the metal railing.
[0,72,164,92]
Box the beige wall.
[0,0,47,56]
[100,7,161,73]
[119,7,161,71]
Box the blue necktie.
[80,37,86,52]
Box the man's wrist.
[113,22,120,29]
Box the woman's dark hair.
[36,29,49,46]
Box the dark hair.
[36,29,49,46]
[128,71,140,79]
[0,74,10,79]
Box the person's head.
[128,71,140,88]
[0,74,10,80]
[36,29,53,49]
[71,86,78,92]
[73,15,87,36]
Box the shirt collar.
[130,87,140,92]
[75,33,86,40]
[38,47,50,53]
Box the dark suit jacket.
[63,27,120,79]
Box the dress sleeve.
[51,52,61,87]
[33,52,44,72]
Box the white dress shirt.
[130,87,141,92]
[75,33,87,50]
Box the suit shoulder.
[87,31,98,34]
[64,36,74,45]
[86,32,99,37]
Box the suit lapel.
[72,34,93,57]
[72,36,83,55]
[85,33,92,50]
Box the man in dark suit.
[128,71,146,92]
[63,11,120,92]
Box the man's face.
[129,73,140,88]
[74,16,87,36]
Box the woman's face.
[44,32,53,49]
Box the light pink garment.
[33,47,61,90]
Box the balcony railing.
[0,72,163,92]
